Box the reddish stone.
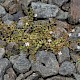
[70,0,80,24]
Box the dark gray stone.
[0,0,5,3]
[30,51,59,78]
[59,61,76,76]
[10,53,31,73]
[13,11,24,21]
[31,2,59,18]
[0,58,11,79]
[57,47,70,63]
[0,5,6,17]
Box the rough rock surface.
[30,51,59,77]
[69,0,80,24]
[59,61,76,76]
[10,53,31,73]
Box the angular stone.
[69,0,80,24]
[10,53,31,73]
[30,51,59,78]
[0,48,5,59]
[57,47,70,63]
[0,0,5,3]
[59,61,76,76]
[0,58,11,79]
[73,73,80,80]
[70,52,80,62]
[16,70,33,80]
[24,72,40,80]
[49,0,69,7]
[0,5,6,17]
[9,4,19,14]
[16,74,24,80]
[76,62,80,74]
[13,11,24,21]
[46,76,75,80]
[17,20,24,29]
[46,76,66,80]
[31,2,59,18]
[4,68,17,80]
[2,13,14,21]
[2,0,14,11]
[0,40,6,47]
[56,10,68,20]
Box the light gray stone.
[0,48,5,59]
[57,47,70,63]
[56,10,68,20]
[31,2,59,18]
[59,61,76,76]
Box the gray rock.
[13,11,24,21]
[46,76,75,80]
[46,76,66,80]
[73,73,80,80]
[2,13,14,25]
[0,0,5,3]
[2,13,14,22]
[16,74,24,80]
[16,70,33,80]
[24,72,40,80]
[3,20,13,25]
[49,0,69,6]
[66,77,75,80]
[10,53,31,73]
[16,20,24,29]
[4,68,17,80]
[59,61,76,76]
[31,2,59,18]
[70,52,80,62]
[57,47,70,63]
[62,2,70,12]
[19,0,35,15]
[0,5,6,17]
[30,51,59,78]
[56,10,68,20]
[0,40,6,47]
[76,62,80,74]
[38,78,44,80]
[0,58,11,79]
[0,48,5,59]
